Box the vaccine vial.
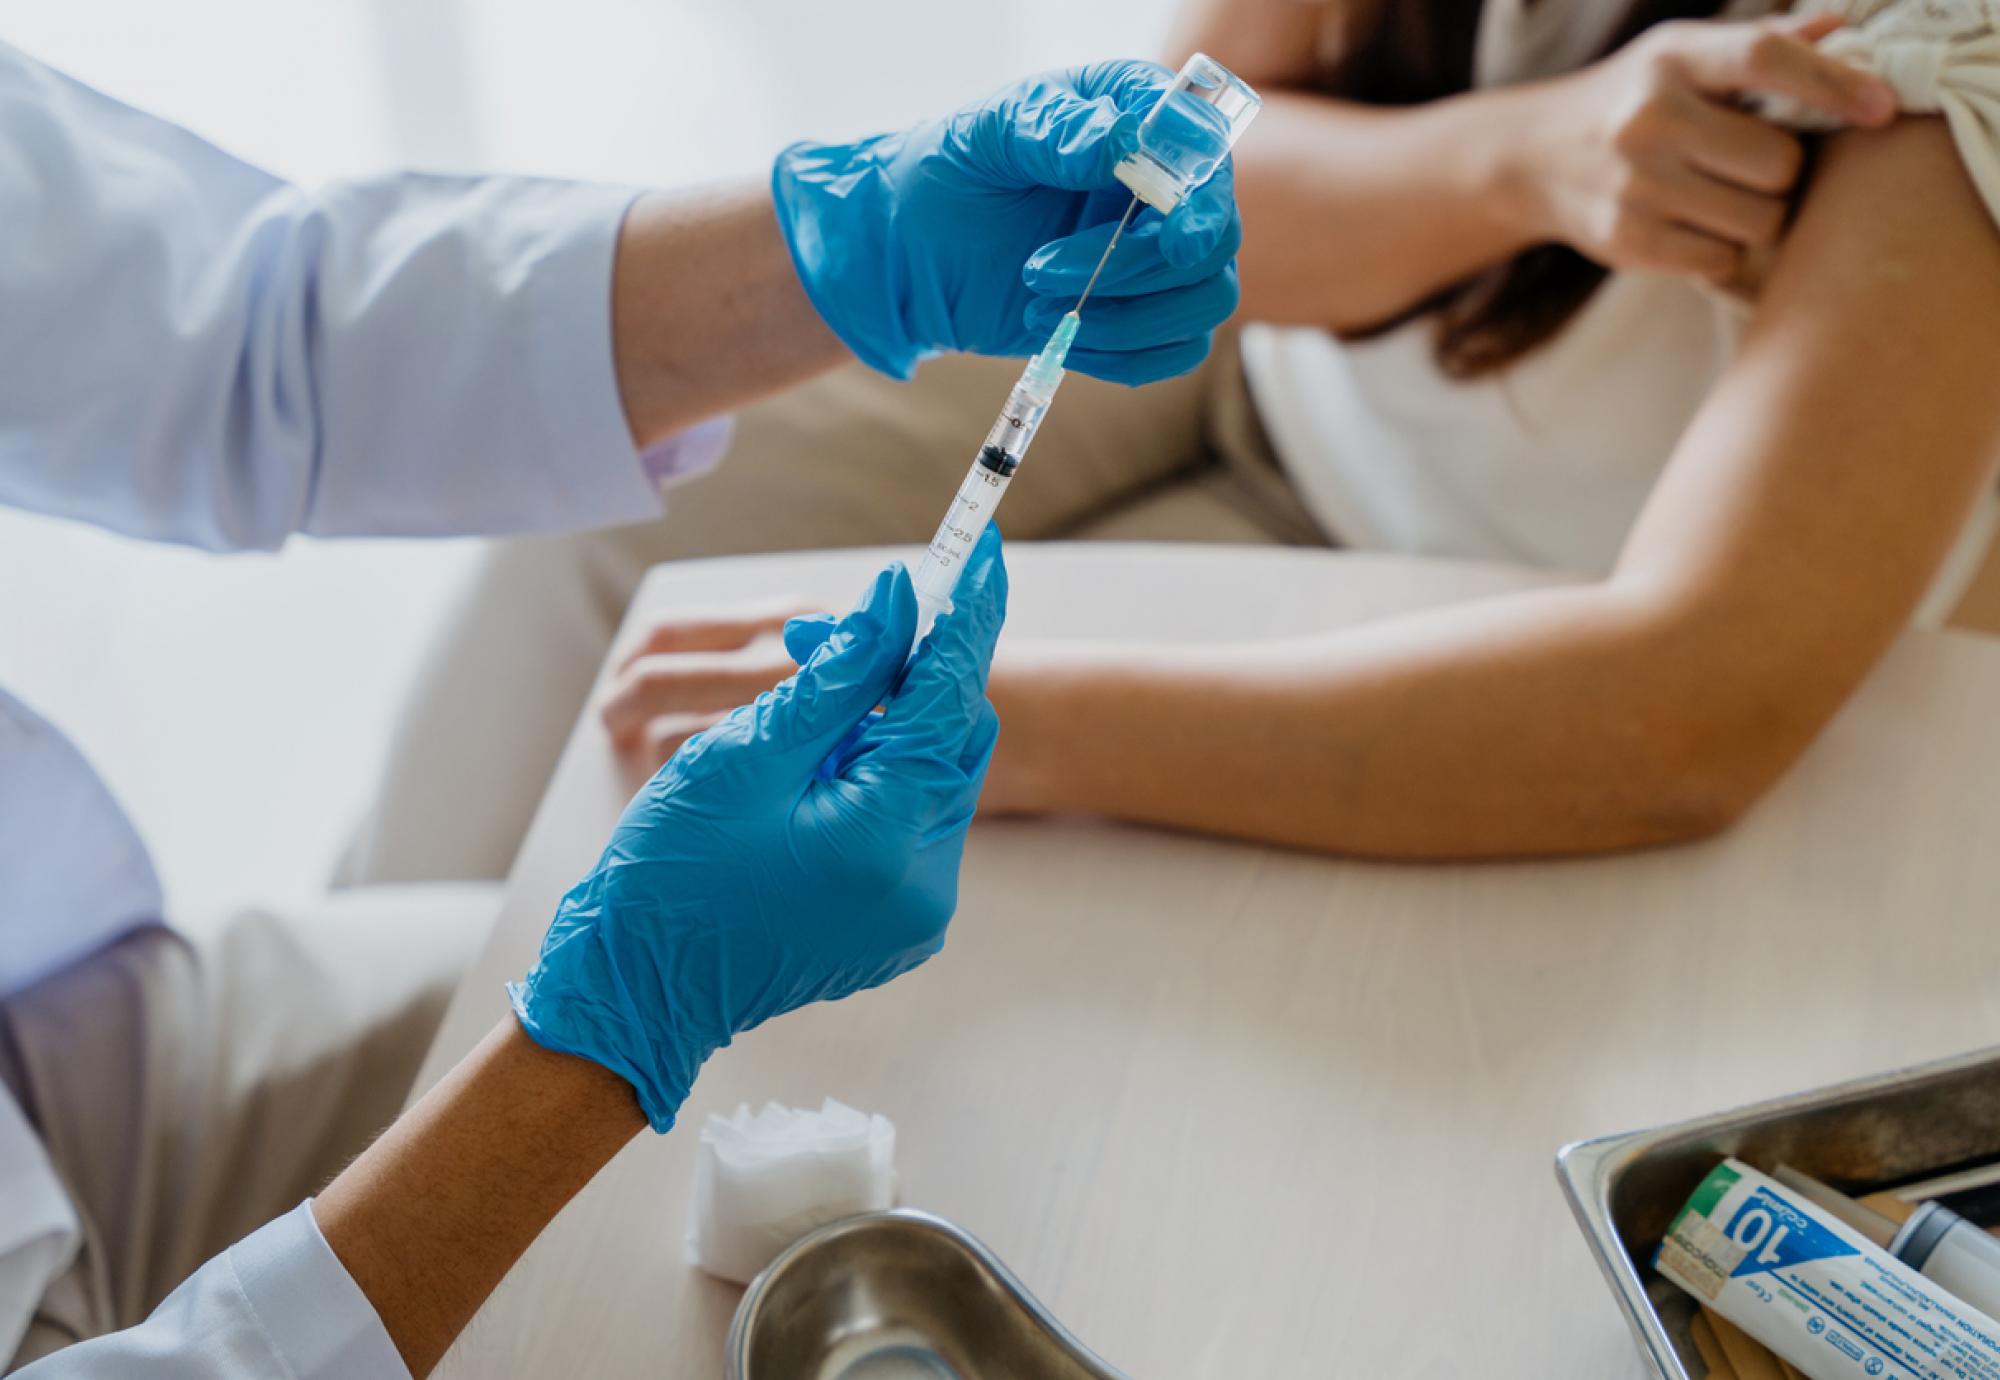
[1114,53,1262,215]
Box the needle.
[1072,196,1141,317]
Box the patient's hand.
[601,597,815,770]
[1519,14,1894,286]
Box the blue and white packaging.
[1657,1158,2000,1380]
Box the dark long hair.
[1323,0,1730,378]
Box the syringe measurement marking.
[923,472,1010,570]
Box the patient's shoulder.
[1765,0,2000,224]
[1728,3,2000,298]
[1719,117,1980,303]
[1792,0,2000,102]
[1769,114,2000,315]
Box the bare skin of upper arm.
[1615,116,2000,785]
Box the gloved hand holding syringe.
[910,54,1263,641]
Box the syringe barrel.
[982,382,1054,468]
[912,451,1013,637]
[910,371,1055,642]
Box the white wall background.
[0,0,1176,923]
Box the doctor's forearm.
[315,1021,646,1376]
[612,183,848,450]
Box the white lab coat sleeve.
[12,1204,408,1380]
[0,40,676,551]
[0,1082,83,1368]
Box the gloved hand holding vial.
[910,54,1264,641]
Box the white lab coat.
[0,39,727,1376]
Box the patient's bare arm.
[979,119,2000,858]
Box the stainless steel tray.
[1557,1044,2000,1379]
[726,1209,1128,1380]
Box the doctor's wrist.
[316,1021,646,1376]
[610,184,846,451]
[770,136,924,379]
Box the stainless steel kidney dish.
[726,1210,1127,1380]
[1558,1045,2000,1379]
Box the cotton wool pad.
[686,1097,897,1284]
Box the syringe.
[910,311,1079,638]
[905,211,1137,643]
[907,53,1262,645]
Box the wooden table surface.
[410,544,2000,1378]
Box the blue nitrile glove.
[772,60,1241,387]
[509,530,1008,1132]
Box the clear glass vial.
[1114,52,1262,214]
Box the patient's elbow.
[1623,755,1769,847]
[1613,700,1814,849]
